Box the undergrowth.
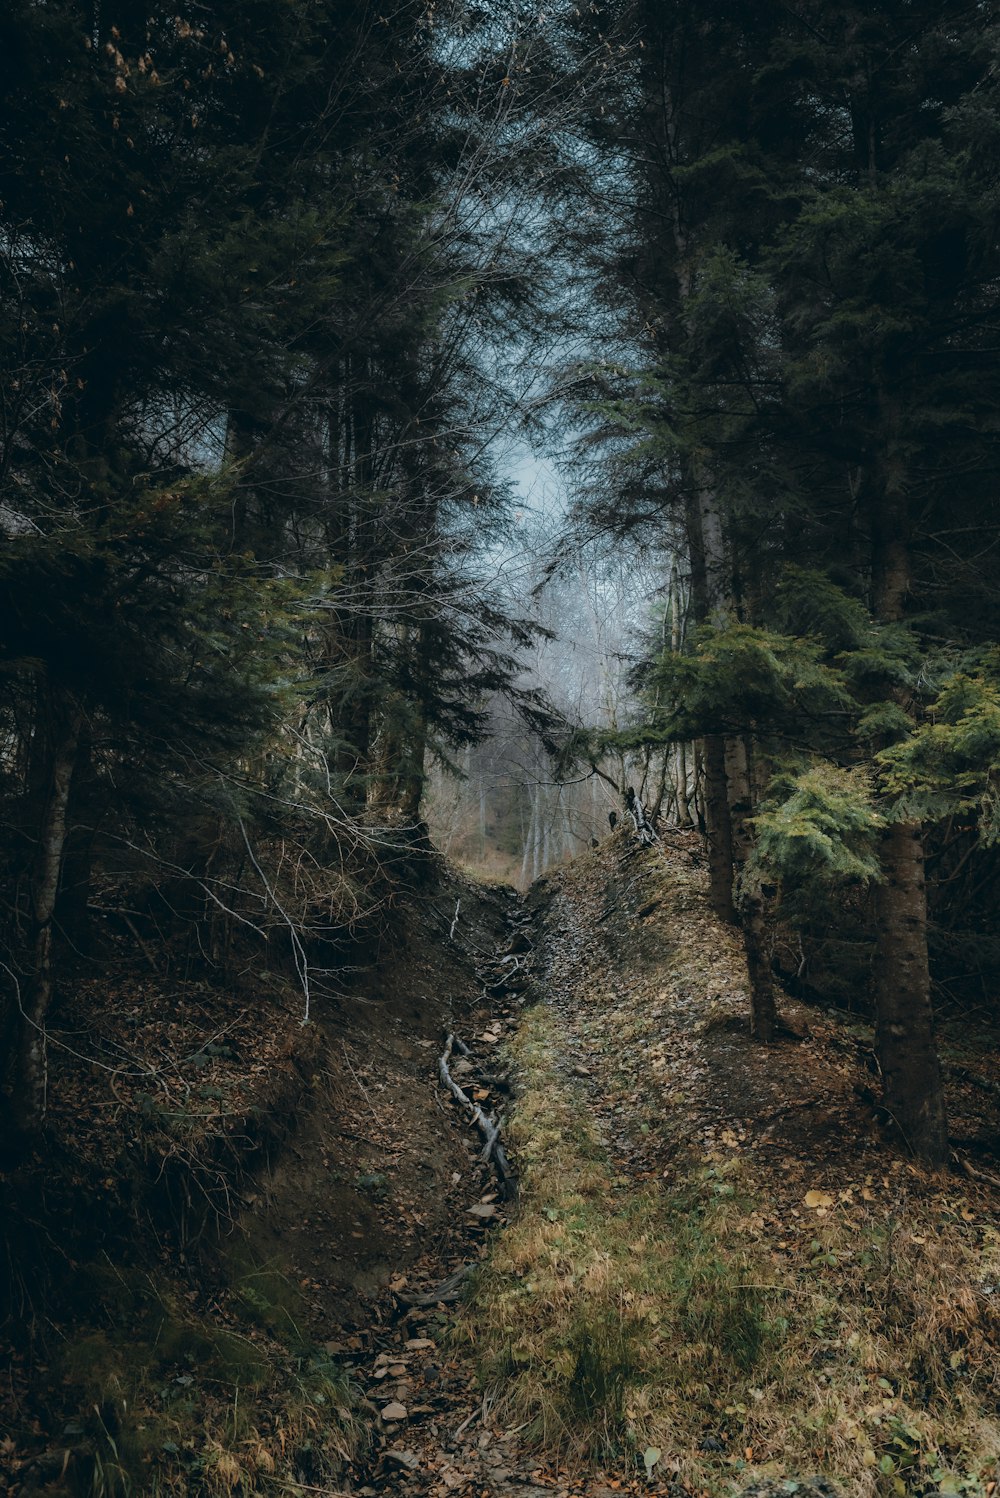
[466,1004,1000,1495]
[38,1258,365,1496]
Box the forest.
[1,2,999,1496]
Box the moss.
[464,1005,787,1463]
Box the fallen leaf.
[804,1189,835,1209]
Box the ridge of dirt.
[361,830,1000,1498]
[536,830,874,1184]
[229,867,521,1332]
[461,832,1000,1497]
[0,859,520,1496]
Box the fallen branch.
[452,1401,482,1441]
[396,1263,472,1307]
[479,1114,502,1163]
[946,1063,1000,1102]
[449,899,462,941]
[121,912,159,972]
[952,1150,1000,1190]
[439,1033,514,1189]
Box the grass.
[47,1261,365,1496]
[465,1002,1000,1495]
[463,1005,779,1462]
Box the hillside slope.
[342,832,1000,1498]
[466,832,1000,1496]
[3,834,999,1498]
[0,858,517,1497]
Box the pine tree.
[0,0,565,1131]
[558,1,1000,1158]
[755,4,1000,1161]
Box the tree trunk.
[675,743,691,826]
[702,735,736,922]
[873,821,947,1161]
[325,369,377,811]
[692,741,705,831]
[724,735,778,1041]
[741,892,778,1043]
[683,464,738,919]
[398,727,426,823]
[868,414,948,1165]
[12,697,83,1136]
[519,786,538,889]
[57,720,97,942]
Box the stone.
[383,1449,420,1471]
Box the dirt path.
[343,833,1000,1498]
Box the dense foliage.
[559,0,1000,1161]
[2,1,999,1165]
[0,0,560,1133]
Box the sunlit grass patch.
[466,1002,1000,1496]
[463,1005,784,1465]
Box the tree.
[0,0,569,1132]
[556,0,1000,1157]
[556,0,798,1034]
[755,3,1000,1161]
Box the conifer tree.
[0,0,564,1132]
[559,0,1000,1158]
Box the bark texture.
[702,735,736,922]
[12,699,83,1135]
[868,420,948,1164]
[873,821,948,1161]
[724,735,778,1041]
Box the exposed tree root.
[438,1032,515,1192]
